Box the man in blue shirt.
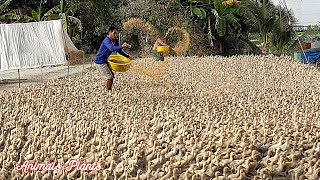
[94,26,132,91]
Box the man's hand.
[122,42,131,48]
[128,56,135,60]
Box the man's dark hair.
[108,26,118,34]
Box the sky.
[271,0,320,25]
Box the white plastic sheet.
[0,20,67,71]
[64,30,78,52]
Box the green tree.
[120,0,190,55]
[28,0,44,22]
[73,0,117,52]
[0,0,19,23]
[303,25,320,36]
[212,0,244,54]
[244,0,277,55]
[43,0,81,32]
[2,0,61,23]
[271,5,296,56]
[161,0,251,55]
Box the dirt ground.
[0,63,94,92]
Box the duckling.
[59,170,67,180]
[67,168,81,179]
[160,165,173,180]
[114,161,125,176]
[229,152,245,169]
[234,169,250,180]
[165,146,178,159]
[41,170,51,178]
[288,164,304,179]
[241,156,258,173]
[24,146,34,161]
[228,166,245,179]
[205,162,217,177]
[22,173,33,180]
[310,167,320,179]
[213,171,222,180]
[194,161,207,175]
[267,148,281,165]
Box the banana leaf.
[188,0,202,3]
[192,7,206,19]
[44,5,60,17]
[47,14,59,20]
[0,13,18,20]
[68,16,82,32]
[214,0,222,12]
[225,14,239,24]
[60,13,68,30]
[60,0,67,13]
[31,10,41,22]
[17,15,33,23]
[217,17,226,37]
[0,0,12,11]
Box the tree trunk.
[218,41,224,55]
[280,45,285,56]
[208,16,214,47]
[262,33,269,55]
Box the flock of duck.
[0,55,319,179]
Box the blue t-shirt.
[94,36,130,64]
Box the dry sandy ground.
[0,63,93,91]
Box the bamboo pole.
[17,69,20,88]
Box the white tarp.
[64,30,78,52]
[0,20,67,71]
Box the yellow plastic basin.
[107,55,132,72]
[157,46,170,56]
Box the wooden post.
[82,53,85,74]
[17,69,20,88]
[67,56,70,77]
[41,63,43,82]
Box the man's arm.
[155,38,168,46]
[104,37,123,51]
[115,39,131,58]
[117,49,131,58]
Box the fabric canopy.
[0,20,67,71]
[301,48,320,63]
[64,30,78,52]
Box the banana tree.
[1,0,56,24]
[157,0,245,54]
[44,0,82,34]
[189,0,207,19]
[29,0,44,22]
[212,0,244,54]
[0,0,19,23]
[188,0,213,46]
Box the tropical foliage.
[1,0,298,56]
[0,0,19,23]
[244,0,277,54]
[271,6,296,56]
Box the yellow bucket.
[157,46,170,56]
[107,55,132,72]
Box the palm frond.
[16,15,34,23]
[60,0,67,13]
[44,5,60,17]
[0,13,18,20]
[31,9,41,22]
[0,0,12,12]
[46,14,59,20]
[68,16,82,32]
